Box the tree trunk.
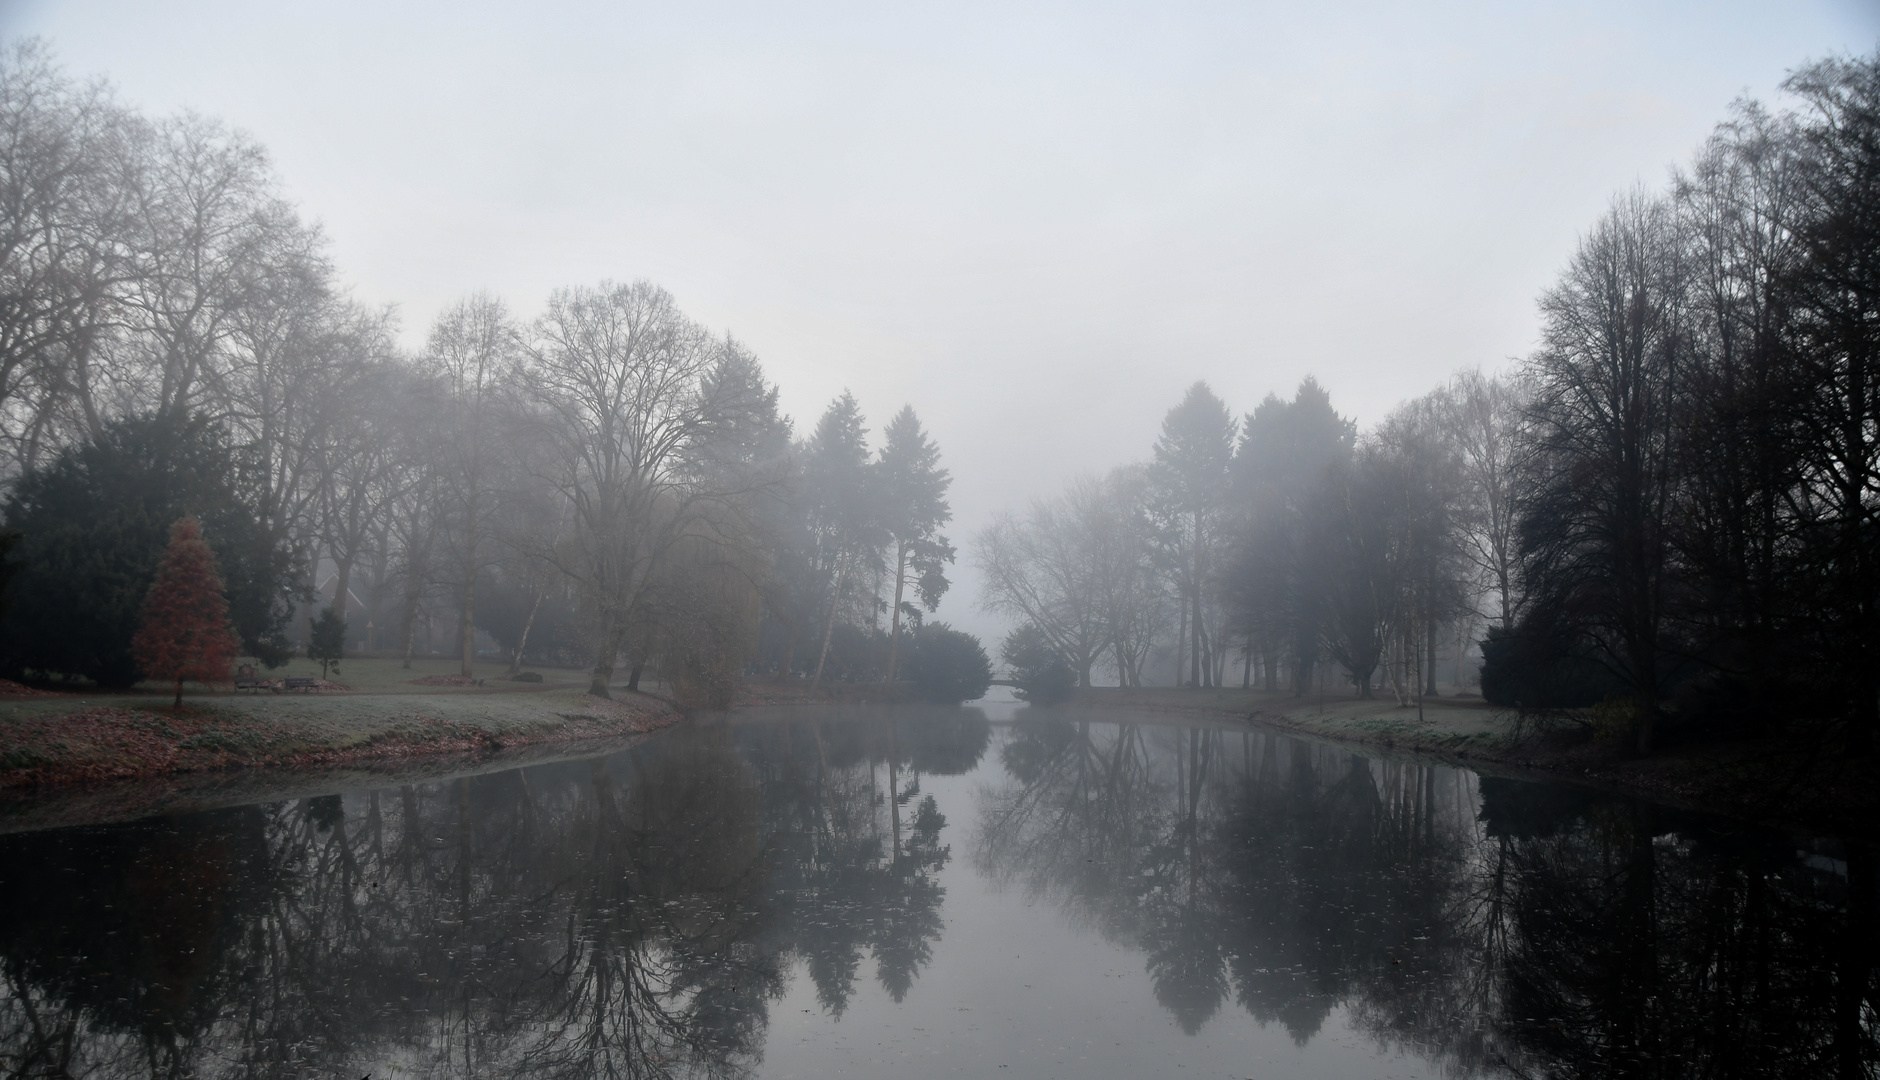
[460,574,477,678]
[888,723,902,858]
[811,556,849,691]
[1198,610,1215,688]
[173,677,183,709]
[333,556,354,643]
[777,624,797,684]
[627,659,644,693]
[1836,839,1873,1079]
[1175,604,1187,688]
[398,568,423,670]
[305,550,323,651]
[1191,513,1205,688]
[366,522,391,651]
[1621,801,1658,1066]
[588,617,624,698]
[509,592,543,674]
[884,540,910,683]
[1189,589,1203,688]
[1424,609,1439,696]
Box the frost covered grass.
[0,671,679,791]
[202,655,593,694]
[3,656,595,700]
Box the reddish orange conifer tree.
[132,517,241,707]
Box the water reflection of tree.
[738,708,981,1014]
[1487,789,1879,1079]
[0,711,988,1078]
[975,716,1879,1078]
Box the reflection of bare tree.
[12,713,1866,1078]
[0,730,779,1078]
[1490,794,1879,1079]
[974,716,1879,1077]
[0,713,982,1078]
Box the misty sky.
[5,0,1876,640]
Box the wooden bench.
[284,677,320,692]
[233,677,268,692]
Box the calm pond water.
[0,704,1871,1078]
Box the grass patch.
[0,682,681,792]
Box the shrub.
[1479,620,1624,710]
[907,623,992,705]
[1000,623,1076,705]
[657,579,753,710]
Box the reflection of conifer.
[132,517,240,707]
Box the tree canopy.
[3,413,299,685]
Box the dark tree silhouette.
[2,413,301,685]
[1227,378,1356,694]
[1779,54,1880,752]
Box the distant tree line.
[0,39,989,704]
[978,50,1880,753]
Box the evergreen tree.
[1227,378,1356,693]
[1001,623,1076,705]
[131,518,240,707]
[1151,382,1236,687]
[877,406,954,684]
[309,606,346,679]
[907,622,992,704]
[2,414,301,685]
[803,394,885,689]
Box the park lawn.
[0,656,598,709]
[0,666,679,792]
[204,654,594,694]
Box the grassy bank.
[1065,685,1879,832]
[0,657,682,795]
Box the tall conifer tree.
[877,406,954,685]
